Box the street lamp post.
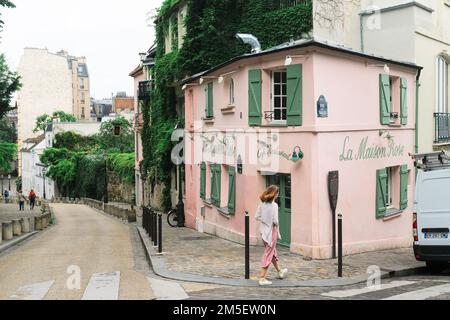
[1,174,3,195]
[8,174,11,191]
[174,123,185,228]
[42,168,47,200]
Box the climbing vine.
[143,0,313,211]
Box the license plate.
[424,233,449,239]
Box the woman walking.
[255,185,288,286]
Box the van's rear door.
[416,169,450,245]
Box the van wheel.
[426,261,445,274]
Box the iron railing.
[434,113,450,143]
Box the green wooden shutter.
[400,165,408,210]
[210,164,216,202]
[248,69,262,126]
[227,166,236,214]
[200,162,206,200]
[215,165,221,207]
[380,74,391,125]
[376,168,388,219]
[400,78,408,125]
[287,64,303,126]
[205,82,214,118]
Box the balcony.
[434,113,450,144]
[138,81,152,101]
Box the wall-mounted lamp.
[366,63,390,74]
[290,146,304,162]
[284,55,307,66]
[199,76,219,85]
[218,70,238,84]
[182,83,198,91]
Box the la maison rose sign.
[339,136,405,162]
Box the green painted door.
[266,174,292,247]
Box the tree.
[33,111,76,133]
[0,54,21,119]
[0,141,16,172]
[0,118,16,142]
[95,117,134,153]
[0,0,15,32]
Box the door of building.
[266,174,292,247]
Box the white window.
[272,70,287,121]
[385,167,393,207]
[229,79,235,105]
[437,56,448,113]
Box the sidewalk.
[0,204,43,230]
[136,211,425,287]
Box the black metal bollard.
[338,214,343,278]
[245,211,250,280]
[149,209,154,240]
[153,211,158,247]
[143,208,146,232]
[158,213,162,254]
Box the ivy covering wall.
[142,0,313,211]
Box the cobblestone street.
[146,211,423,282]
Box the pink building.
[183,38,422,259]
[129,47,155,207]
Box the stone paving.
[144,212,424,282]
[0,204,43,230]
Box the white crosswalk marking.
[10,280,55,300]
[322,281,416,298]
[147,277,189,300]
[81,271,121,300]
[383,283,450,300]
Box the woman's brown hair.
[260,185,279,203]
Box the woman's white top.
[255,201,281,248]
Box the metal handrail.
[434,113,450,143]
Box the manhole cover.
[180,236,213,241]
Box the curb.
[0,231,40,254]
[136,226,421,288]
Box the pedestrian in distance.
[4,189,9,204]
[255,185,288,286]
[18,191,26,211]
[29,189,36,210]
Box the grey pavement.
[0,203,155,300]
[0,203,43,231]
[135,209,424,287]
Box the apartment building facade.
[16,48,91,174]
[313,0,450,153]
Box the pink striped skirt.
[261,225,279,269]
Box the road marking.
[322,281,416,298]
[10,280,55,300]
[82,271,121,300]
[147,277,189,300]
[383,283,450,300]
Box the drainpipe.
[360,14,365,53]
[415,68,422,155]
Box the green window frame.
[227,166,236,214]
[211,164,221,207]
[205,82,214,119]
[248,69,262,126]
[200,162,206,200]
[400,78,408,125]
[376,165,409,219]
[380,74,391,125]
[286,64,303,126]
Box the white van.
[413,152,450,273]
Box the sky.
[0,0,164,99]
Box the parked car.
[413,151,450,273]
